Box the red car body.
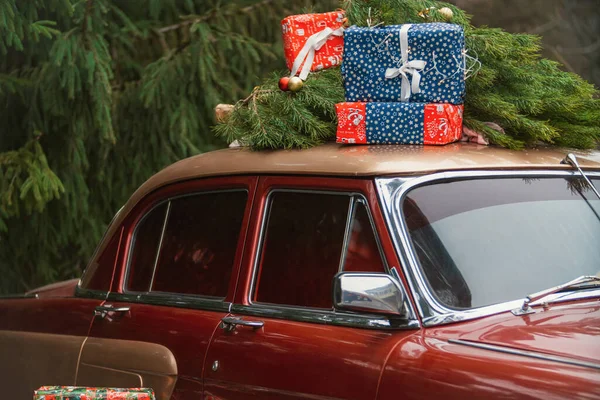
[1,143,599,399]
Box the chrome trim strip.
[376,170,600,327]
[0,293,39,299]
[231,304,419,330]
[74,286,108,301]
[106,292,231,313]
[448,339,600,370]
[148,200,171,291]
[338,197,355,273]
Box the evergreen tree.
[216,0,600,150]
[0,0,335,294]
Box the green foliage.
[214,69,344,149]
[219,0,599,151]
[0,0,336,294]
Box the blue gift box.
[342,23,465,104]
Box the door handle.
[220,316,264,332]
[94,304,130,318]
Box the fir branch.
[157,0,277,34]
[214,69,344,150]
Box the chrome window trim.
[376,169,600,327]
[107,291,231,313]
[231,303,419,330]
[121,188,249,306]
[448,338,600,370]
[246,188,418,329]
[74,286,109,301]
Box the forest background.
[0,0,598,294]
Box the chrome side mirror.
[333,273,405,316]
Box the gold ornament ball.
[288,76,304,92]
[438,7,454,21]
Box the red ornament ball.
[279,77,290,91]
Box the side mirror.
[333,273,405,316]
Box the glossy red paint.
[27,278,80,298]
[204,321,412,399]
[429,299,600,366]
[378,306,600,399]
[2,170,600,400]
[0,297,99,336]
[202,176,419,399]
[85,176,258,397]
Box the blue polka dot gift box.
[336,102,464,145]
[342,23,465,104]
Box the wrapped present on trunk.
[282,11,345,80]
[342,23,465,104]
[34,386,155,399]
[336,102,463,145]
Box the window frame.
[231,175,419,330]
[123,188,249,299]
[249,188,389,310]
[108,176,258,311]
[376,170,600,328]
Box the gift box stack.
[33,386,155,400]
[337,23,466,145]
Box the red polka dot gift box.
[336,102,463,145]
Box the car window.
[402,176,600,309]
[126,203,168,292]
[151,191,247,297]
[253,191,386,309]
[344,200,386,273]
[80,231,121,292]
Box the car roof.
[148,141,598,180]
[88,142,599,266]
[124,141,599,208]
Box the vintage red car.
[1,143,600,399]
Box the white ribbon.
[290,26,344,81]
[384,24,427,102]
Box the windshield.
[400,175,600,310]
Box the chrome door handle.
[220,316,264,332]
[94,304,130,318]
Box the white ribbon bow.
[290,26,344,81]
[384,24,427,102]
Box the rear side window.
[253,191,386,309]
[152,191,247,297]
[127,203,168,292]
[126,191,247,298]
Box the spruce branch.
[157,0,277,34]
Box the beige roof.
[125,142,599,211]
[86,143,599,271]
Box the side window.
[151,191,247,297]
[125,190,248,298]
[80,230,121,292]
[253,191,386,309]
[126,203,168,292]
[343,200,386,273]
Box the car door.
[203,176,420,400]
[80,176,257,400]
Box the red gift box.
[282,11,345,79]
[34,386,155,399]
[336,102,463,145]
